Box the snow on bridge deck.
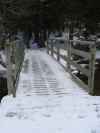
[0,49,100,133]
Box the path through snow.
[0,49,100,133]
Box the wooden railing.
[46,38,96,95]
[5,40,24,97]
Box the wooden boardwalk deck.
[0,49,100,133]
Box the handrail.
[5,40,24,97]
[46,38,96,95]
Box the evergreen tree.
[0,0,100,46]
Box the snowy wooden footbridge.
[4,38,100,97]
[1,37,100,133]
[1,48,100,133]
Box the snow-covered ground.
[0,49,100,133]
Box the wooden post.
[67,40,71,73]
[47,41,49,54]
[67,21,73,73]
[51,40,54,56]
[5,43,15,96]
[46,31,49,54]
[57,45,60,61]
[5,44,10,95]
[88,43,96,95]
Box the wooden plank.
[88,44,96,95]
[67,40,71,72]
[50,38,95,45]
[46,41,49,54]
[51,44,54,56]
[69,59,89,77]
[54,41,67,50]
[60,54,67,61]
[53,49,57,54]
[55,38,67,41]
[70,40,95,45]
[70,73,89,92]
[57,46,60,61]
[71,48,90,59]
[49,38,67,50]
[5,44,12,96]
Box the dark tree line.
[0,0,100,47]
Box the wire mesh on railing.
[5,40,24,97]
